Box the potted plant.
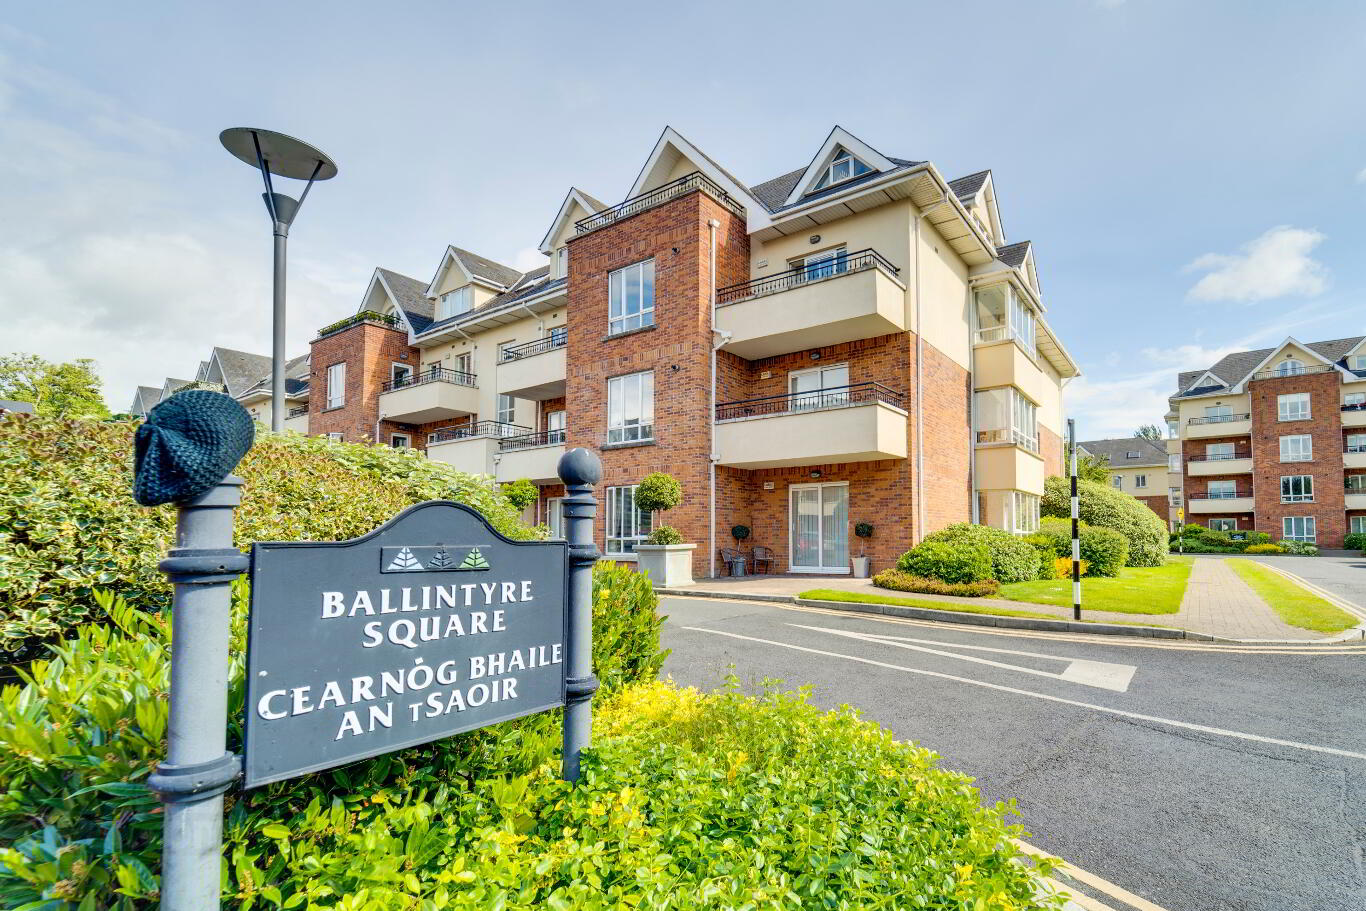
[633,472,695,586]
[852,522,874,577]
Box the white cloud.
[1356,166,1366,184]
[1184,226,1327,302]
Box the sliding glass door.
[790,483,849,573]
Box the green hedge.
[1026,519,1129,578]
[914,523,1042,584]
[1042,476,1166,567]
[872,568,1001,598]
[1345,532,1366,551]
[0,415,533,663]
[896,540,992,584]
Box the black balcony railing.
[499,332,567,363]
[1250,364,1336,382]
[381,367,477,393]
[427,420,531,446]
[316,310,400,339]
[1187,413,1250,426]
[716,249,901,306]
[575,171,745,235]
[500,429,567,451]
[1347,443,1366,454]
[287,405,309,418]
[1343,402,1366,412]
[1187,451,1252,462]
[715,382,906,421]
[1188,490,1251,500]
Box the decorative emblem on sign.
[380,544,493,573]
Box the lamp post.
[219,128,337,431]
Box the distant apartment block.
[133,127,1080,576]
[1076,437,1177,526]
[1168,336,1366,546]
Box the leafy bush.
[1170,541,1241,554]
[896,540,992,584]
[730,524,750,541]
[1245,531,1271,546]
[633,472,682,514]
[501,477,539,511]
[1201,529,1234,548]
[1245,543,1285,554]
[0,416,532,663]
[1278,540,1320,556]
[1042,476,1167,567]
[0,561,671,909]
[1029,519,1129,578]
[872,569,1001,598]
[918,523,1042,584]
[1345,532,1366,551]
[643,525,683,545]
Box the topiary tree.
[854,522,874,556]
[501,477,539,512]
[1042,475,1167,566]
[635,472,683,541]
[731,524,751,543]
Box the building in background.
[1167,336,1366,546]
[1076,437,1174,525]
[130,126,1081,576]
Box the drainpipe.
[968,284,979,523]
[708,218,721,580]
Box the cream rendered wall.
[1107,464,1164,495]
[417,306,567,429]
[1175,393,1250,424]
[547,201,593,280]
[912,213,972,370]
[1036,358,1065,435]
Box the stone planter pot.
[851,556,872,578]
[635,543,697,587]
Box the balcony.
[976,444,1046,494]
[1345,446,1366,469]
[498,335,567,401]
[282,410,309,434]
[714,383,908,469]
[378,368,479,423]
[425,421,530,476]
[1249,364,1336,382]
[495,430,566,483]
[1186,452,1254,476]
[715,250,906,360]
[1187,491,1255,514]
[1343,403,1366,428]
[575,171,745,236]
[1345,492,1366,511]
[1185,412,1251,439]
[973,337,1051,406]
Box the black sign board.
[244,501,567,787]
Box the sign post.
[1068,418,1081,620]
[146,477,250,911]
[1178,507,1185,556]
[559,448,602,781]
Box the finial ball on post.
[557,447,603,487]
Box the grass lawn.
[996,556,1195,615]
[798,588,1064,621]
[1225,559,1360,633]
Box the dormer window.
[1350,355,1366,371]
[1273,357,1305,377]
[812,149,872,192]
[437,287,472,321]
[1126,451,1141,459]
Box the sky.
[3,1,1365,437]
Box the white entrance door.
[790,483,849,573]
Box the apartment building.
[132,127,1080,576]
[1076,437,1175,524]
[130,346,312,430]
[1168,336,1366,546]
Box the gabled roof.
[159,378,192,401]
[373,268,435,334]
[778,126,899,208]
[538,187,607,253]
[624,127,769,231]
[996,241,1031,269]
[948,170,991,200]
[415,267,563,341]
[131,385,161,414]
[1076,437,1169,468]
[1173,335,1366,399]
[424,246,522,297]
[209,347,272,397]
[237,353,311,401]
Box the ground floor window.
[326,432,343,442]
[546,497,565,539]
[606,485,651,556]
[1279,475,1313,503]
[1209,518,1236,532]
[1008,492,1040,534]
[390,433,410,448]
[1282,516,1316,542]
[1352,516,1366,535]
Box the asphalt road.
[659,595,1366,911]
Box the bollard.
[558,447,602,782]
[146,476,249,911]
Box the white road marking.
[680,626,1366,762]
[791,624,1137,692]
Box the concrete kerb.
[653,586,1218,642]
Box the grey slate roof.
[416,268,564,339]
[211,347,273,397]
[576,190,607,214]
[160,378,192,402]
[238,353,310,399]
[131,385,161,414]
[1173,336,1366,397]
[377,268,435,333]
[1077,437,1168,468]
[451,247,522,289]
[996,241,1031,269]
[948,170,990,200]
[747,156,926,215]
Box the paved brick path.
[665,556,1331,641]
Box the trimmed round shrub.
[1043,476,1167,567]
[872,568,1000,598]
[1244,543,1285,554]
[731,524,750,541]
[896,540,992,584]
[918,523,1042,584]
[644,525,683,545]
[1031,519,1128,577]
[634,471,682,514]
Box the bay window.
[973,284,1037,353]
[974,387,1038,452]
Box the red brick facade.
[1136,494,1169,519]
[309,321,420,444]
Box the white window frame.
[608,259,655,336]
[1347,475,1366,492]
[1280,475,1313,503]
[326,432,344,442]
[1282,516,1316,543]
[1345,392,1366,408]
[1277,393,1311,422]
[605,484,651,557]
[1206,442,1235,460]
[546,497,565,539]
[1348,433,1366,454]
[798,246,848,281]
[1111,476,1123,489]
[390,433,411,449]
[326,362,345,409]
[1205,403,1233,420]
[973,387,1038,452]
[1209,518,1236,532]
[1279,434,1313,462]
[1351,515,1366,534]
[1169,487,1182,506]
[1207,480,1237,500]
[436,286,472,321]
[1134,474,1148,489]
[391,362,413,387]
[1274,358,1305,377]
[497,394,517,426]
[1352,355,1366,372]
[545,409,566,444]
[607,370,654,443]
[1009,492,1040,534]
[556,246,568,279]
[812,149,872,191]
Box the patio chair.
[750,546,774,574]
[719,547,743,576]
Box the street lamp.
[219,128,338,431]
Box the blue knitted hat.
[133,390,255,506]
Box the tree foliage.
[501,477,539,511]
[0,353,110,418]
[1134,423,1163,441]
[1042,475,1167,567]
[634,472,682,515]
